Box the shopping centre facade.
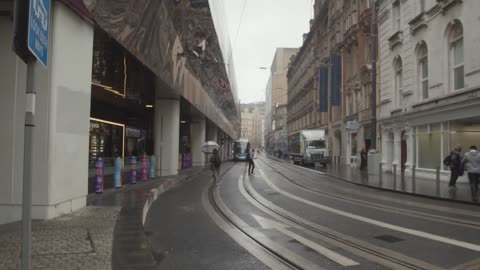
[0,0,239,224]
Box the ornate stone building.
[378,0,480,181]
[342,0,377,167]
[287,0,377,166]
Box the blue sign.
[28,0,51,67]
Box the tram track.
[203,163,306,270]
[259,157,480,226]
[241,169,451,269]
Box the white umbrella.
[202,141,220,154]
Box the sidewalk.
[0,166,205,270]
[268,156,476,204]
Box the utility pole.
[370,0,377,151]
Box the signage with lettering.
[28,0,51,67]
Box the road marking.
[263,161,480,228]
[203,176,326,270]
[264,158,480,218]
[253,214,360,267]
[201,185,292,270]
[241,176,443,270]
[258,169,480,252]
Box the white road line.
[258,169,480,252]
[253,214,360,267]
[264,158,480,218]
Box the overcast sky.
[223,0,313,104]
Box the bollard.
[114,157,122,188]
[130,156,137,184]
[378,163,383,187]
[393,164,397,190]
[149,155,156,179]
[95,158,104,194]
[141,155,148,181]
[436,166,440,196]
[412,165,416,193]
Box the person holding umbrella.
[210,148,221,185]
[203,141,221,185]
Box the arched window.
[394,56,403,106]
[449,21,464,90]
[417,43,428,99]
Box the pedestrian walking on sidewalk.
[360,149,367,171]
[444,145,463,189]
[210,149,221,185]
[461,145,480,202]
[247,144,255,175]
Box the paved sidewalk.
[0,207,119,270]
[0,166,205,270]
[268,156,476,204]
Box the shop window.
[89,119,125,168]
[351,133,358,157]
[450,120,480,156]
[418,131,441,169]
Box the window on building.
[449,22,464,90]
[393,1,401,32]
[418,43,428,99]
[394,57,403,106]
[417,124,441,170]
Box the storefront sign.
[346,121,360,130]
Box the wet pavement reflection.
[275,157,475,203]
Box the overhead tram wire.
[232,0,248,52]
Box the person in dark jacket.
[462,145,480,202]
[247,146,255,175]
[360,149,367,171]
[444,145,462,189]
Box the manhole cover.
[374,235,404,243]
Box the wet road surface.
[144,155,480,269]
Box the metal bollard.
[95,158,104,194]
[149,155,156,179]
[114,157,122,188]
[436,166,440,196]
[393,164,397,190]
[412,165,416,193]
[141,155,148,181]
[130,156,137,184]
[378,163,383,187]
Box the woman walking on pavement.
[462,145,480,202]
[210,149,221,185]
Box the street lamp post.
[370,0,377,151]
[367,0,382,175]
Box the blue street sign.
[28,0,50,67]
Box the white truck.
[288,129,328,166]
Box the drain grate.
[374,234,404,243]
